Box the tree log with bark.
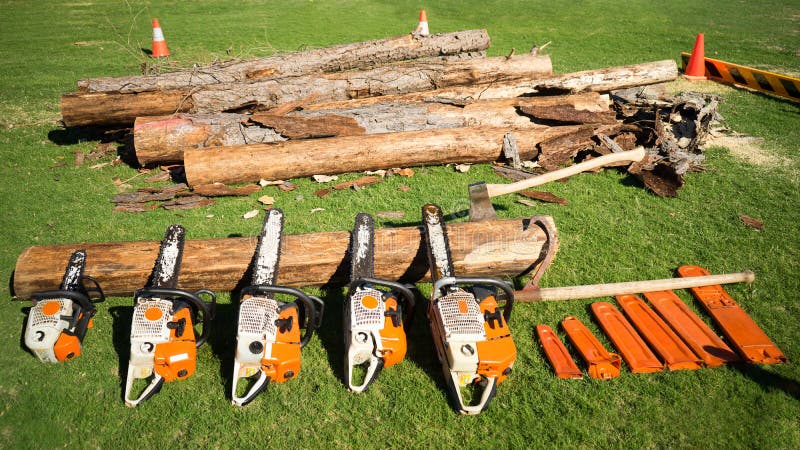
[61,53,552,127]
[133,93,612,165]
[12,217,556,298]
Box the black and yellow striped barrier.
[680,52,800,102]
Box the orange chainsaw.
[24,249,105,363]
[124,225,216,407]
[232,209,324,406]
[421,204,517,414]
[344,213,415,392]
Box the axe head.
[468,182,496,222]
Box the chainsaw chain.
[149,224,185,289]
[350,213,375,282]
[421,204,455,284]
[60,249,87,292]
[251,209,284,287]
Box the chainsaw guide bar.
[561,316,621,380]
[616,294,702,371]
[535,324,582,379]
[678,265,786,364]
[591,302,663,374]
[643,290,739,367]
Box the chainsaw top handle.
[348,277,416,331]
[240,285,324,348]
[134,287,217,348]
[432,276,515,322]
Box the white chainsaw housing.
[24,298,74,363]
[234,296,279,377]
[128,298,173,379]
[432,288,486,383]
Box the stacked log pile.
[60,29,717,212]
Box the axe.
[468,147,646,221]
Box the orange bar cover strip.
[616,294,702,371]
[643,290,739,367]
[536,324,582,379]
[677,265,786,364]
[591,302,663,373]
[561,316,621,380]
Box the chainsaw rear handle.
[348,277,416,331]
[241,285,324,348]
[433,276,515,322]
[134,287,217,348]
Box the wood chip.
[518,190,569,205]
[258,195,275,205]
[365,170,387,177]
[492,165,537,182]
[113,178,122,186]
[454,164,471,173]
[395,168,415,177]
[87,142,115,160]
[162,196,215,210]
[111,191,177,204]
[243,209,260,219]
[259,179,286,187]
[398,185,411,192]
[114,203,159,213]
[314,188,330,198]
[89,162,109,169]
[145,171,171,183]
[517,199,538,208]
[310,208,325,213]
[375,211,406,219]
[73,151,85,167]
[192,183,260,197]
[278,181,297,192]
[332,176,381,190]
[739,214,764,230]
[312,174,338,183]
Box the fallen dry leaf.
[398,185,411,192]
[74,151,85,167]
[314,188,330,198]
[278,182,297,192]
[73,41,89,46]
[332,176,381,190]
[89,162,109,169]
[376,211,406,219]
[454,164,471,173]
[312,174,338,183]
[518,190,569,205]
[396,168,415,177]
[259,179,286,187]
[243,209,260,219]
[517,199,538,208]
[739,214,764,230]
[310,208,325,214]
[113,178,122,186]
[258,195,275,205]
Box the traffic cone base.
[684,33,706,81]
[414,9,429,36]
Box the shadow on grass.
[205,302,237,399]
[18,305,33,355]
[47,126,139,168]
[733,363,800,401]
[314,288,346,387]
[109,305,132,402]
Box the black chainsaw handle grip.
[349,277,416,331]
[134,287,217,348]
[240,285,324,349]
[433,276,515,323]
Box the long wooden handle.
[486,147,646,198]
[515,270,755,302]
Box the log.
[77,30,492,94]
[183,125,593,187]
[12,217,556,298]
[61,53,553,127]
[133,93,610,165]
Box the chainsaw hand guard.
[232,285,324,406]
[24,250,105,363]
[344,277,415,393]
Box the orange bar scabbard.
[677,265,786,364]
[643,290,739,367]
[591,302,663,373]
[561,316,621,380]
[616,295,702,371]
[535,324,582,379]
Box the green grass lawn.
[1,0,798,447]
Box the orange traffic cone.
[413,10,429,36]
[684,33,707,81]
[150,18,170,58]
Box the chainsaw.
[344,213,415,392]
[124,224,216,407]
[421,204,516,414]
[232,209,324,406]
[24,249,105,363]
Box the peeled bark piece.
[12,216,556,298]
[134,93,609,165]
[191,183,261,197]
[248,114,365,139]
[61,53,552,127]
[183,126,588,187]
[77,30,492,94]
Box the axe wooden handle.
[515,270,755,302]
[486,147,646,198]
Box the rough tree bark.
[133,93,611,165]
[61,53,553,127]
[77,30,492,93]
[182,125,595,187]
[12,217,556,298]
